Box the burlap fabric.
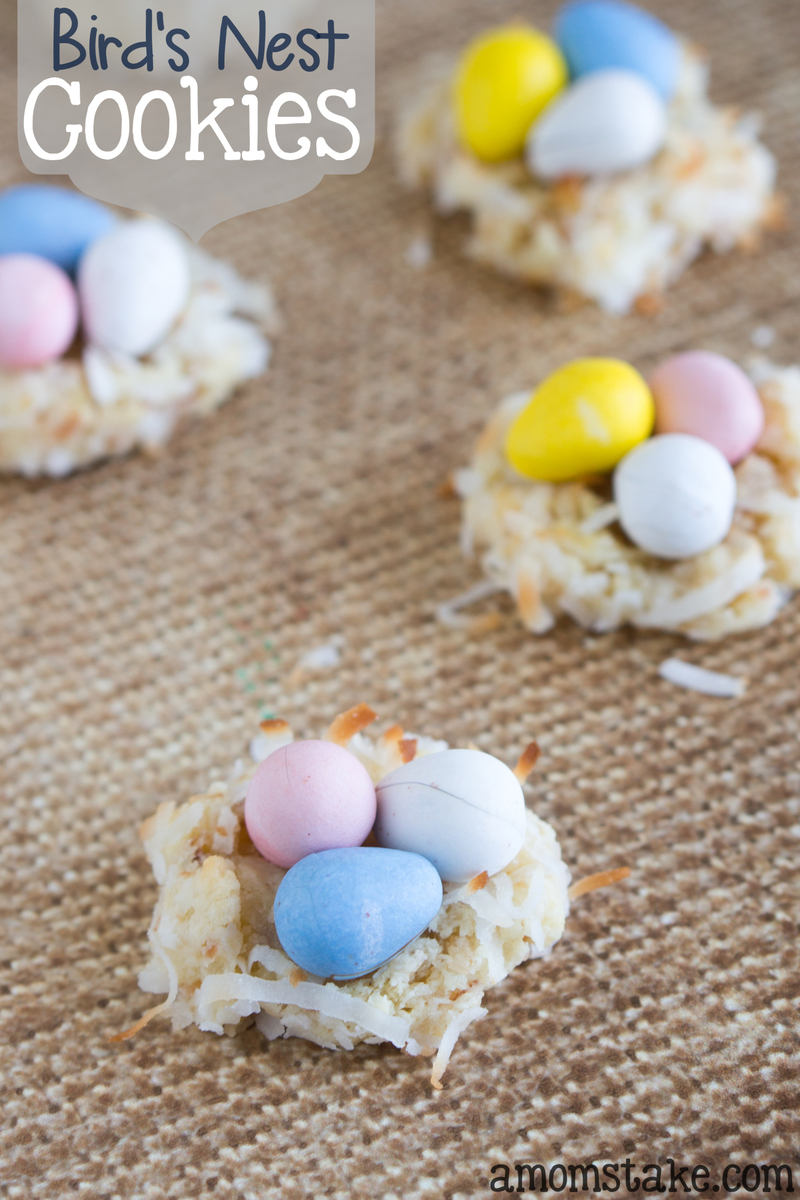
[2,0,799,1195]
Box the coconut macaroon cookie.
[396,1,780,314]
[451,354,800,641]
[116,705,626,1086]
[0,185,277,477]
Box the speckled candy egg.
[650,351,764,465]
[0,184,116,273]
[527,69,667,179]
[0,254,79,370]
[554,0,681,101]
[244,740,377,869]
[453,25,568,162]
[374,749,527,883]
[614,433,737,559]
[78,221,191,357]
[274,847,443,980]
[505,358,655,482]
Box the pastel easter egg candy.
[374,749,526,883]
[554,0,681,100]
[0,254,79,370]
[244,740,377,869]
[650,351,764,465]
[274,847,443,980]
[527,69,666,179]
[0,185,116,274]
[505,358,655,482]
[454,25,568,163]
[78,221,191,357]
[614,433,737,559]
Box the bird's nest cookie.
[0,245,277,478]
[397,47,780,314]
[119,705,573,1087]
[451,360,800,641]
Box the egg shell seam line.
[377,780,525,833]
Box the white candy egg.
[614,433,737,560]
[78,221,191,357]
[374,748,526,883]
[527,68,667,180]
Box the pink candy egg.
[0,254,79,369]
[244,740,377,869]
[650,350,764,465]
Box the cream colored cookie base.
[455,360,800,641]
[0,239,277,478]
[397,47,778,314]
[134,719,570,1086]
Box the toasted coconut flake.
[514,742,541,783]
[467,612,504,635]
[516,572,542,626]
[438,473,458,499]
[466,871,489,895]
[399,738,418,764]
[658,658,747,697]
[259,718,291,736]
[325,703,378,746]
[381,723,405,747]
[290,967,309,987]
[568,867,631,901]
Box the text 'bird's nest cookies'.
[116,705,628,1087]
[449,352,800,641]
[0,184,277,478]
[396,1,781,314]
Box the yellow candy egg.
[505,358,655,482]
[454,26,568,163]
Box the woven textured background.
[2,0,799,1195]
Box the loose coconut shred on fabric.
[117,706,626,1087]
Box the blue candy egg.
[274,847,443,980]
[554,0,680,100]
[0,185,116,273]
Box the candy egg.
[614,433,737,559]
[0,254,79,370]
[0,185,116,274]
[78,221,191,357]
[244,740,377,869]
[453,25,568,163]
[505,358,655,482]
[554,0,681,101]
[650,351,764,465]
[374,749,526,883]
[274,847,443,980]
[527,69,666,180]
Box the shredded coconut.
[436,579,505,629]
[405,236,434,268]
[299,643,342,670]
[658,658,747,697]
